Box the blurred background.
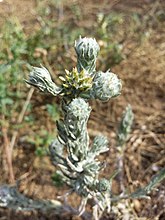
[0,0,165,219]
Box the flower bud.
[67,98,91,120]
[92,70,122,101]
[75,36,100,75]
[25,66,62,96]
[96,178,110,192]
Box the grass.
[0,17,59,158]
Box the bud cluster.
[59,68,93,98]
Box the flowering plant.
[26,36,121,219]
[24,37,165,219]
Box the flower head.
[25,65,62,96]
[92,70,122,101]
[75,37,100,61]
[75,36,100,75]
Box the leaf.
[1,98,14,106]
[111,167,165,202]
[130,167,165,199]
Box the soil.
[0,0,165,220]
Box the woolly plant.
[0,36,164,220]
[24,35,165,220]
[26,36,122,219]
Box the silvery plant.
[0,37,164,220]
[116,105,134,192]
[26,36,122,219]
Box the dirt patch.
[0,0,38,32]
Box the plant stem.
[1,116,15,184]
[116,146,125,192]
[10,87,34,152]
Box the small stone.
[133,199,141,212]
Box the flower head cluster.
[59,67,93,98]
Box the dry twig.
[10,87,34,152]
